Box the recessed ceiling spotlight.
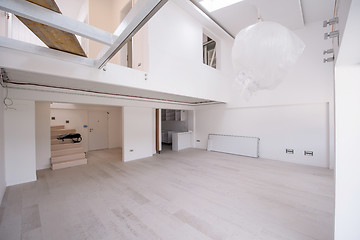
[199,0,245,12]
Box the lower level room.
[0,92,335,239]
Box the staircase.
[51,125,87,170]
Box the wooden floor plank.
[0,148,334,240]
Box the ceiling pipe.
[298,0,305,26]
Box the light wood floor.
[0,148,334,240]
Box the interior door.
[88,111,109,151]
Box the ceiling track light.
[323,17,339,27]
[324,30,339,40]
[199,0,245,12]
[323,49,334,55]
[323,56,334,63]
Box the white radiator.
[207,134,260,158]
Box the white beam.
[95,0,168,69]
[0,36,95,67]
[0,0,116,46]
[188,0,234,38]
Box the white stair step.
[51,139,73,145]
[51,142,82,151]
[51,128,76,134]
[51,125,65,130]
[51,152,86,163]
[51,147,84,157]
[52,158,87,170]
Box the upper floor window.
[203,34,216,69]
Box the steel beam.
[0,0,116,46]
[0,36,95,67]
[95,0,168,69]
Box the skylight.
[199,0,244,12]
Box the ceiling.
[1,0,335,105]
[194,0,335,36]
[53,0,335,38]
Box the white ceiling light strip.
[189,0,234,38]
[199,0,244,12]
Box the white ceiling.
[300,0,335,24]
[56,0,335,37]
[195,0,335,36]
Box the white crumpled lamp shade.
[232,21,305,94]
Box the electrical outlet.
[196,140,200,142]
[304,151,313,156]
[130,149,134,152]
[286,149,294,154]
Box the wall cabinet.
[161,109,186,121]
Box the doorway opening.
[47,103,123,170]
[159,109,193,152]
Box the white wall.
[335,65,360,240]
[89,0,116,60]
[119,1,132,67]
[35,102,51,170]
[132,24,149,72]
[336,0,360,67]
[194,20,334,168]
[333,0,352,63]
[122,106,154,162]
[4,100,37,186]
[0,87,6,203]
[89,0,131,64]
[108,108,123,148]
[196,103,329,167]
[334,1,360,239]
[145,1,231,102]
[227,21,334,108]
